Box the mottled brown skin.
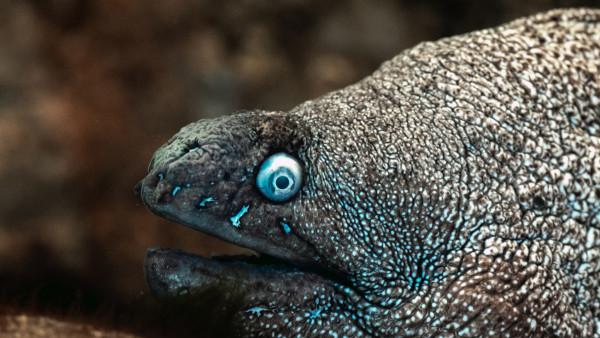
[138,8,600,338]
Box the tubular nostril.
[157,191,170,204]
[143,171,166,190]
[156,181,175,204]
[155,179,191,205]
[133,181,143,197]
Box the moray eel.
[139,9,600,337]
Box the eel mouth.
[137,176,346,301]
[144,248,342,301]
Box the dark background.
[0,0,598,336]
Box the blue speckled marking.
[197,196,215,208]
[157,173,165,181]
[281,222,292,235]
[230,204,250,227]
[246,306,266,315]
[308,308,322,319]
[171,185,182,196]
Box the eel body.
[139,9,600,337]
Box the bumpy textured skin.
[141,9,600,338]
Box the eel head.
[139,109,374,336]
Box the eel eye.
[256,152,302,202]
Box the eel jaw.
[137,171,318,265]
[140,194,312,264]
[144,248,359,337]
[143,248,352,337]
[144,248,331,300]
[137,177,346,304]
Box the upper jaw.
[138,174,316,264]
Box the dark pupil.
[275,175,290,190]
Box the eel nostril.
[151,179,176,205]
[184,140,201,153]
[144,171,166,189]
[156,187,174,204]
[133,181,143,197]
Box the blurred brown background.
[0,0,597,336]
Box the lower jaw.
[144,248,352,300]
[144,248,357,337]
[144,248,312,299]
